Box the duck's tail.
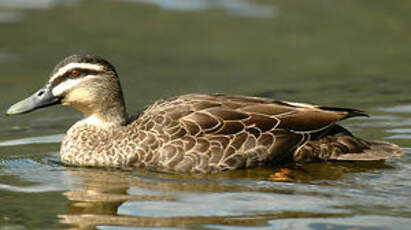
[294,125,403,162]
[328,140,403,161]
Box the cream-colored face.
[60,79,98,115]
[48,62,113,116]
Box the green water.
[0,0,410,229]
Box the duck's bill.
[6,85,62,116]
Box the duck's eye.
[71,70,81,77]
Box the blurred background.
[1,0,410,110]
[0,0,410,229]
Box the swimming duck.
[6,55,403,173]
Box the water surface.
[0,0,410,229]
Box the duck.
[6,55,403,173]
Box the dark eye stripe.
[50,68,101,88]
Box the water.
[0,0,410,229]
[122,0,276,18]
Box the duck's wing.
[175,93,367,134]
[136,93,366,136]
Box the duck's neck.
[77,87,128,128]
[90,97,128,127]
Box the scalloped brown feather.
[61,93,403,172]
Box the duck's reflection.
[60,168,175,229]
[59,161,392,229]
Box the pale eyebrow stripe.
[51,78,82,96]
[51,74,100,96]
[49,62,104,83]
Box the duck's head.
[6,55,127,126]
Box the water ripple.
[0,158,79,193]
[0,0,80,9]
[0,134,64,147]
[0,10,23,22]
[121,0,277,18]
[378,104,411,113]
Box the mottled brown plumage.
[60,93,402,173]
[7,55,403,173]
